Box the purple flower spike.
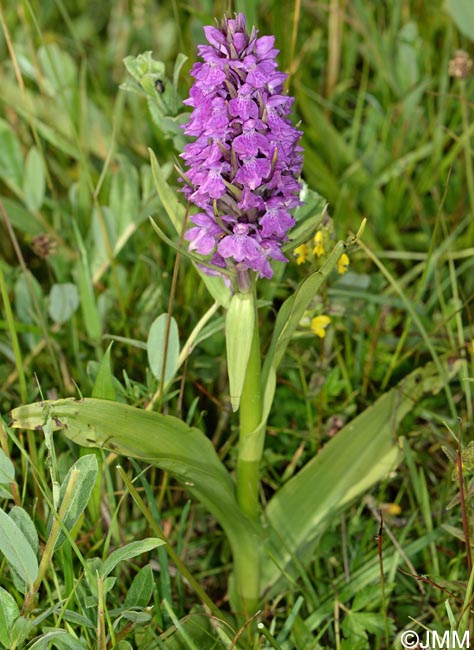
[180,13,303,283]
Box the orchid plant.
[9,12,460,637]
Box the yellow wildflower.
[311,315,331,338]
[293,243,308,265]
[337,252,350,274]
[380,502,402,516]
[313,230,325,257]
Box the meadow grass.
[0,0,473,648]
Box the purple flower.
[180,13,303,284]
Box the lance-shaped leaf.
[10,399,261,560]
[260,356,461,594]
[51,454,99,550]
[0,509,38,589]
[261,240,346,426]
[147,313,180,384]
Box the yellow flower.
[313,230,325,257]
[380,502,402,516]
[311,315,331,338]
[337,252,350,274]
[293,243,308,265]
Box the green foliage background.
[1,0,474,648]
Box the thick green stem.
[237,299,263,519]
[233,291,264,616]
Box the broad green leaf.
[445,0,474,41]
[0,118,24,195]
[261,357,462,593]
[53,454,99,550]
[0,448,15,484]
[23,147,46,212]
[0,509,38,588]
[9,506,39,555]
[100,538,164,578]
[0,586,19,648]
[124,564,154,608]
[225,292,255,412]
[48,283,80,325]
[91,343,116,400]
[147,313,180,384]
[148,148,231,308]
[10,398,261,559]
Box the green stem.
[237,316,263,519]
[234,289,264,616]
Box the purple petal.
[234,156,271,190]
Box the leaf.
[445,0,474,41]
[14,269,45,351]
[91,343,116,400]
[153,611,228,650]
[0,448,15,484]
[23,147,46,211]
[100,539,164,578]
[109,155,140,234]
[341,611,388,638]
[0,196,44,236]
[0,509,38,588]
[147,313,180,384]
[124,564,154,608]
[0,586,19,648]
[225,292,255,412]
[53,454,99,550]
[8,506,39,555]
[0,117,24,195]
[26,630,87,650]
[10,398,261,560]
[261,240,346,425]
[260,357,462,594]
[48,283,80,324]
[37,44,77,96]
[10,616,34,648]
[73,222,102,342]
